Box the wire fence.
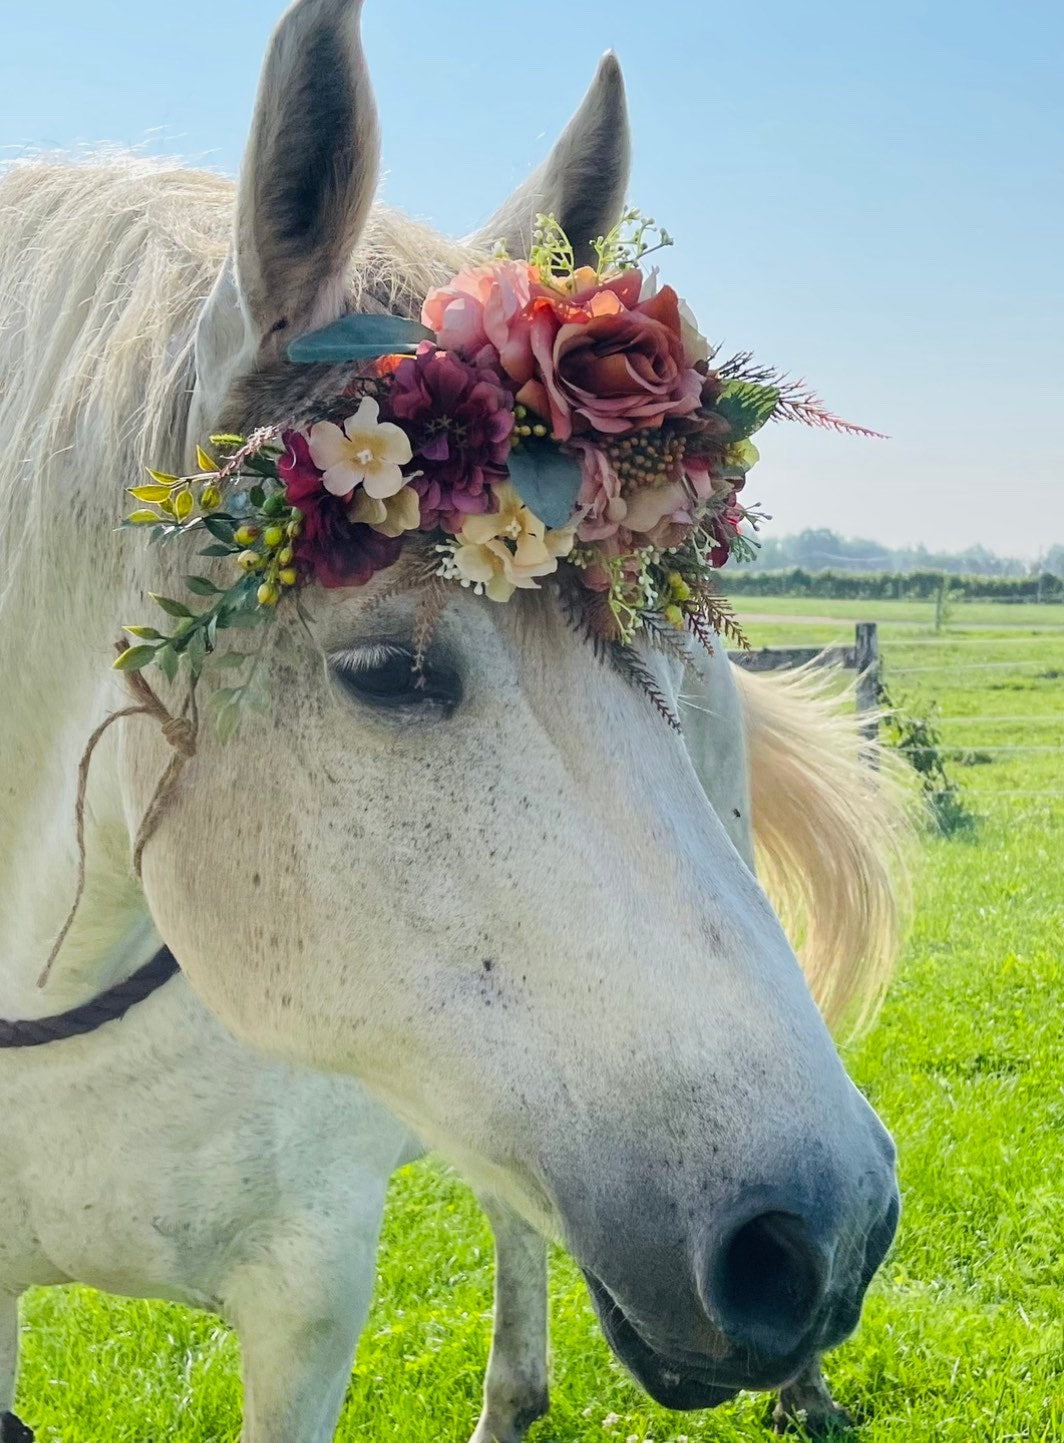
[888,659,1062,676]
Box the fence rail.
[730,621,880,711]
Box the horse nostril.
[707,1210,829,1358]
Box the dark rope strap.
[0,948,179,1049]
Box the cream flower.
[308,397,412,500]
[347,483,422,538]
[453,483,574,603]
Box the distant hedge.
[723,568,1064,602]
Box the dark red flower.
[385,344,513,532]
[278,432,401,589]
[707,500,744,569]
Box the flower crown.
[119,213,875,734]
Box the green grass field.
[17,598,1064,1441]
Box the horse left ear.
[194,0,379,425]
[471,52,632,266]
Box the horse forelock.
[0,155,476,609]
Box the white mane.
[0,156,472,627]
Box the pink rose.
[572,441,628,541]
[422,261,537,368]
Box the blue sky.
[2,1,1061,557]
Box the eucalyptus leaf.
[199,544,239,558]
[286,313,432,363]
[507,441,583,529]
[212,651,250,670]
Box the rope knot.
[162,716,197,758]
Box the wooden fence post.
[854,621,880,755]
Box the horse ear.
[472,52,631,266]
[194,0,379,418]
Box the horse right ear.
[194,0,379,425]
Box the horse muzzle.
[580,1179,900,1409]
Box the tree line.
[748,528,1063,580]
[725,567,1063,602]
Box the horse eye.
[330,643,461,715]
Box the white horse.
[0,3,907,1440]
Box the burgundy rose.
[278,432,401,589]
[385,344,513,532]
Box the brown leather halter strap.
[0,948,179,1049]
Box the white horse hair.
[0,4,908,1440]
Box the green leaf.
[507,441,583,530]
[221,610,267,630]
[214,699,243,744]
[185,575,222,596]
[157,645,179,683]
[249,485,266,508]
[187,628,208,677]
[203,516,237,543]
[123,625,164,641]
[199,544,238,558]
[150,593,193,619]
[212,650,250,670]
[129,484,174,504]
[209,433,246,449]
[714,380,779,441]
[113,644,159,672]
[127,509,162,525]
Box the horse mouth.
[582,1271,742,1411]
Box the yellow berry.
[237,549,263,572]
[278,545,294,566]
[532,423,548,438]
[286,520,303,540]
[234,525,260,546]
[278,567,298,587]
[263,525,285,550]
[257,582,281,607]
[664,604,685,629]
